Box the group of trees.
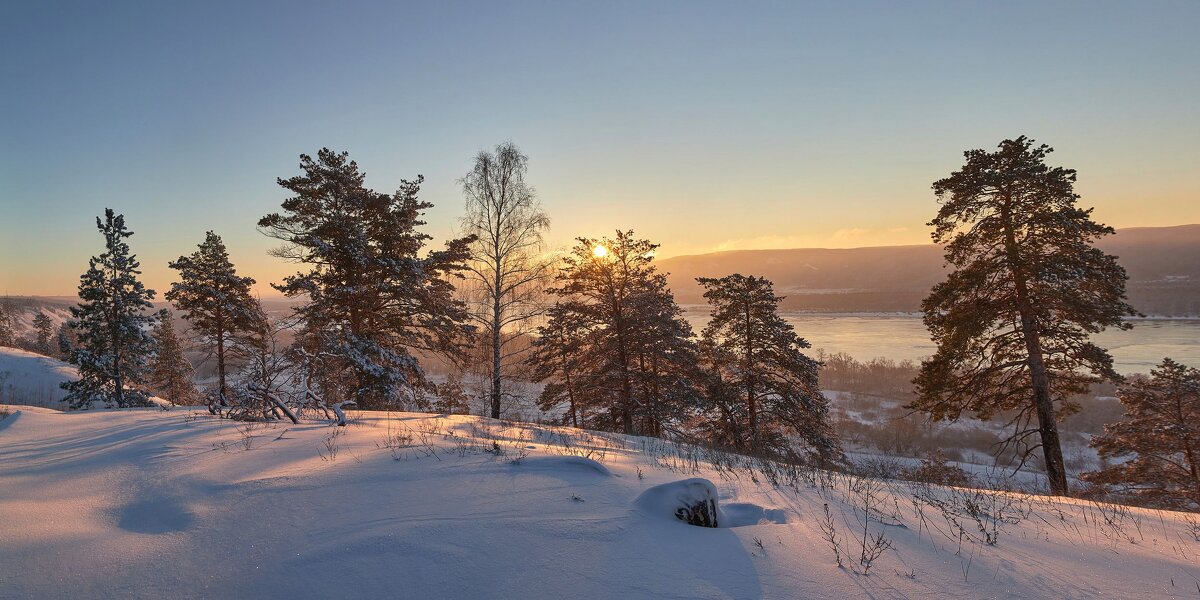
[37,137,1200,506]
[523,233,840,461]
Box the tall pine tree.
[147,314,198,405]
[697,274,840,462]
[910,137,1137,495]
[166,231,259,405]
[259,149,474,409]
[62,209,162,409]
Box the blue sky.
[2,1,1198,295]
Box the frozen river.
[683,311,1200,375]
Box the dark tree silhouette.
[910,137,1137,495]
[697,274,840,462]
[531,231,700,436]
[147,314,198,405]
[32,312,54,355]
[1085,358,1200,509]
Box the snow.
[0,347,172,409]
[0,347,78,408]
[2,405,1199,599]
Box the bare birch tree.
[459,142,551,419]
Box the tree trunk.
[216,329,227,406]
[745,302,756,448]
[490,295,502,419]
[110,274,124,408]
[1003,198,1069,495]
[1018,309,1069,495]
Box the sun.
[592,244,609,258]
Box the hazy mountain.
[659,224,1200,315]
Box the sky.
[1,1,1197,297]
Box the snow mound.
[512,455,612,477]
[634,478,722,527]
[634,479,789,528]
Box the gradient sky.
[2,1,1198,297]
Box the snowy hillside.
[0,347,172,410]
[2,407,1197,599]
[0,297,73,338]
[0,347,78,408]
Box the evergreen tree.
[166,231,259,405]
[259,149,474,409]
[32,312,54,355]
[529,302,593,428]
[459,142,552,419]
[1084,359,1200,509]
[910,137,1137,495]
[56,322,76,361]
[147,314,198,405]
[0,303,15,348]
[531,231,700,436]
[61,209,162,409]
[697,274,840,461]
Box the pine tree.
[529,302,592,428]
[56,322,76,361]
[32,312,54,355]
[1084,359,1200,509]
[531,231,700,436]
[147,314,198,405]
[166,231,259,405]
[259,149,474,409]
[0,303,15,348]
[61,209,162,409]
[697,274,840,461]
[910,137,1137,495]
[459,142,552,419]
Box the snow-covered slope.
[1,408,1197,599]
[0,347,78,408]
[0,347,175,410]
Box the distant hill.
[658,224,1200,316]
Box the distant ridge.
[658,224,1200,315]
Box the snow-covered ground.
[2,406,1198,599]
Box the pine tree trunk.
[1019,309,1069,495]
[216,331,227,405]
[616,331,634,435]
[1003,198,1069,495]
[566,369,578,428]
[110,273,124,408]
[745,302,756,449]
